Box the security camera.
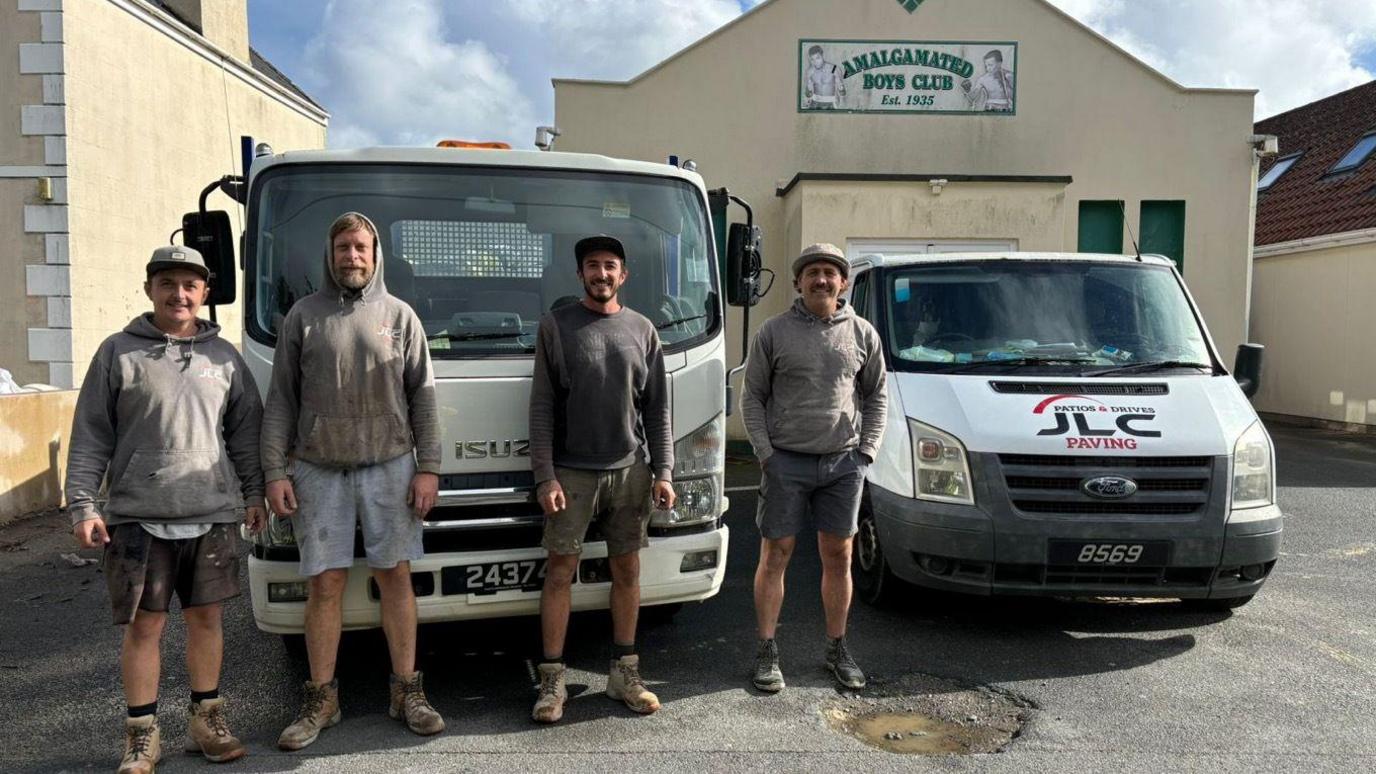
[535,126,562,152]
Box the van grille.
[997,454,1214,517]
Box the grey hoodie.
[260,212,440,481]
[740,297,888,461]
[64,314,264,527]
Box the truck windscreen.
[247,164,716,356]
[883,261,1212,373]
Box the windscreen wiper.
[427,331,528,342]
[656,313,708,330]
[1083,360,1214,377]
[944,357,1097,374]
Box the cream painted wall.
[1251,243,1376,426]
[555,0,1258,437]
[62,0,326,383]
[1,5,54,385]
[792,179,1068,253]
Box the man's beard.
[337,267,372,290]
[584,278,615,301]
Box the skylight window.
[1329,132,1376,175]
[1257,154,1300,191]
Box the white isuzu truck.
[183,142,764,635]
[846,252,1281,610]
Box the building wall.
[1251,239,1376,426]
[2,1,67,386]
[52,0,327,385]
[0,389,77,524]
[554,0,1258,436]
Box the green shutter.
[1078,201,1124,254]
[1140,200,1186,270]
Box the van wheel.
[853,494,898,606]
[1184,594,1255,612]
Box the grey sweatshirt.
[260,213,440,481]
[740,297,888,461]
[529,302,673,484]
[64,315,264,527]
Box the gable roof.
[1254,80,1376,246]
[145,0,324,110]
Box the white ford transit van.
[847,252,1280,610]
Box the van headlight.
[910,418,974,505]
[1231,421,1274,509]
[653,414,724,527]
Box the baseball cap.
[791,243,849,279]
[574,234,626,264]
[146,245,210,280]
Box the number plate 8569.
[1049,540,1170,565]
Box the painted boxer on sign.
[805,44,847,109]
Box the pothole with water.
[823,673,1035,755]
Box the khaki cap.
[792,243,849,279]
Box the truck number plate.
[1049,540,1169,565]
[442,559,547,595]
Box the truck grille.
[989,381,1169,396]
[997,454,1214,517]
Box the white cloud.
[1045,0,1376,118]
[303,0,537,148]
[504,0,749,81]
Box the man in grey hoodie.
[261,212,444,749]
[66,245,264,774]
[740,242,888,694]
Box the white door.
[846,238,1016,262]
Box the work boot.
[389,671,445,735]
[606,654,660,714]
[752,638,785,693]
[185,697,246,762]
[825,636,867,689]
[117,714,161,774]
[277,679,340,751]
[531,662,568,724]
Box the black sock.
[612,641,636,659]
[190,688,218,703]
[540,655,564,666]
[127,701,157,719]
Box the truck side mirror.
[725,222,762,307]
[1234,343,1264,399]
[182,210,236,306]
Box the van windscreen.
[884,261,1212,373]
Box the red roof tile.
[1254,80,1376,246]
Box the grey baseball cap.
[792,242,849,279]
[146,245,210,280]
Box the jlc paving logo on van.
[1033,395,1160,450]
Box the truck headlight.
[1231,420,1274,509]
[653,414,725,527]
[910,418,974,505]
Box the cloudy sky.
[247,0,1376,149]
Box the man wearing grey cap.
[65,245,265,773]
[740,243,887,693]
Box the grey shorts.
[756,448,868,540]
[291,453,423,577]
[543,461,653,557]
[102,522,240,625]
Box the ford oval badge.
[1082,476,1138,499]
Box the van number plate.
[442,560,547,595]
[1049,541,1169,565]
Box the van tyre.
[853,490,899,606]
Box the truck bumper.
[248,526,729,634]
[870,483,1281,600]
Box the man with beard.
[262,212,444,750]
[528,235,676,723]
[740,243,887,693]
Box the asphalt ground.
[1,421,1373,772]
